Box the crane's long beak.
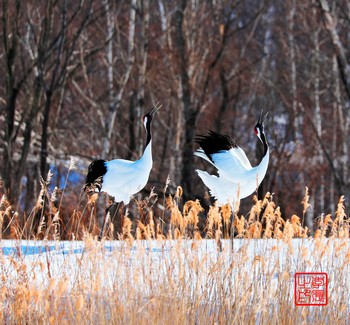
[147,102,162,116]
[258,110,269,125]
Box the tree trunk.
[215,70,229,133]
[174,0,195,197]
[24,163,38,213]
[101,0,136,158]
[136,0,150,157]
[313,19,324,217]
[2,88,18,200]
[318,0,350,101]
[288,0,299,140]
[40,91,52,177]
[168,104,183,190]
[13,76,42,204]
[181,110,197,198]
[317,0,350,197]
[1,0,21,201]
[330,55,339,213]
[127,93,137,160]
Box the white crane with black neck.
[83,103,161,239]
[194,112,269,210]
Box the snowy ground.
[1,238,349,319]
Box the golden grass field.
[0,235,349,324]
[0,171,349,324]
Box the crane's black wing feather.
[83,159,107,194]
[195,130,237,156]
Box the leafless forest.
[0,0,349,237]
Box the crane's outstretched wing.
[211,147,252,182]
[194,130,252,182]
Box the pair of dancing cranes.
[84,105,269,238]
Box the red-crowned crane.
[84,104,161,239]
[194,112,269,210]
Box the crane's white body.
[101,143,152,203]
[84,106,160,205]
[195,120,269,209]
[195,147,269,207]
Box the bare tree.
[1,0,31,201]
[2,0,350,235]
[318,0,350,100]
[171,0,267,198]
[101,0,136,158]
[0,0,94,205]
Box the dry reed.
[0,172,349,324]
[0,170,348,241]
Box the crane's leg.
[98,211,109,241]
[119,204,129,239]
[98,202,118,241]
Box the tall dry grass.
[0,235,349,324]
[0,163,348,241]
[0,167,349,324]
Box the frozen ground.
[1,238,349,317]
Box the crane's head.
[142,102,162,128]
[254,111,268,141]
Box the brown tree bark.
[318,0,350,101]
[2,0,22,200]
[174,0,194,197]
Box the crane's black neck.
[145,117,152,147]
[260,131,269,157]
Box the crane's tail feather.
[195,169,238,208]
[195,169,219,199]
[83,160,107,194]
